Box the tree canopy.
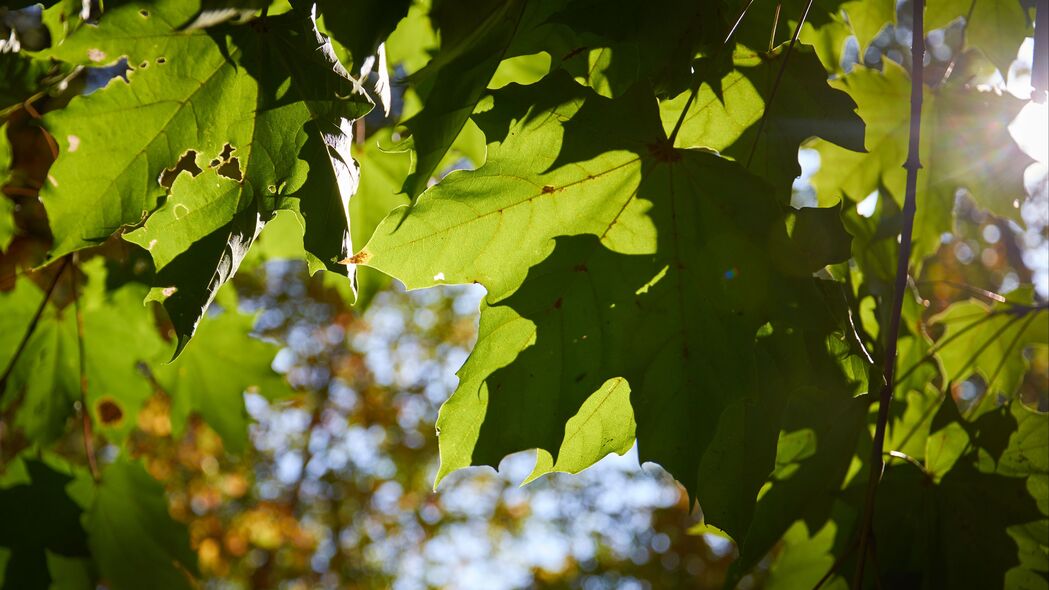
[0,0,1047,588]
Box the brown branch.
[2,186,39,198]
[70,255,99,480]
[852,2,925,587]
[22,101,59,160]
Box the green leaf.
[179,0,270,30]
[660,44,864,202]
[873,457,1045,588]
[927,0,1030,74]
[366,75,854,548]
[783,202,854,273]
[764,520,848,590]
[548,0,725,97]
[731,0,893,68]
[730,336,868,580]
[42,0,371,350]
[86,458,198,590]
[314,0,411,70]
[154,304,292,453]
[348,132,411,308]
[0,457,89,590]
[0,262,166,444]
[384,0,438,76]
[79,264,168,440]
[931,290,1048,410]
[0,123,15,252]
[0,280,80,445]
[398,0,563,197]
[812,61,1033,263]
[524,377,635,483]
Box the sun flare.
[1009,99,1049,164]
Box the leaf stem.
[769,3,782,52]
[70,254,100,481]
[744,0,815,168]
[852,1,924,586]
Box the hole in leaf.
[156,57,166,64]
[159,150,203,189]
[139,61,149,69]
[217,158,243,181]
[96,398,124,425]
[139,9,149,17]
[209,144,242,182]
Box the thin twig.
[769,3,782,52]
[0,257,71,393]
[852,2,924,586]
[70,255,99,480]
[867,535,885,590]
[886,450,931,477]
[744,0,816,167]
[840,283,876,365]
[915,279,1006,303]
[667,0,756,144]
[0,65,84,120]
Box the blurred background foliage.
[0,0,1045,588]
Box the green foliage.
[0,0,1046,588]
[85,458,199,590]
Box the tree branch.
[852,2,925,586]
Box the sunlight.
[1009,100,1049,164]
[1006,37,1048,164]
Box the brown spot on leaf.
[97,398,124,425]
[553,297,562,309]
[340,250,370,265]
[542,185,556,194]
[573,263,588,272]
